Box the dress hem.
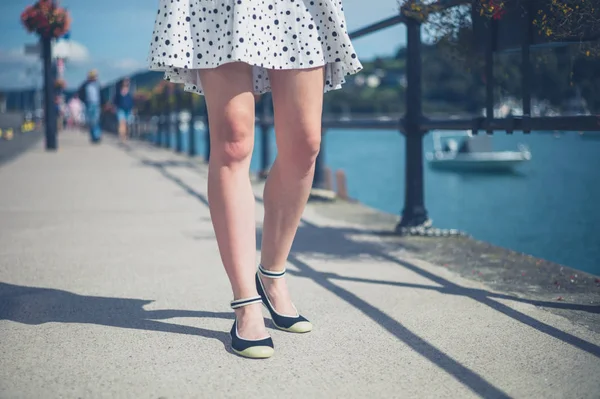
[148,57,363,96]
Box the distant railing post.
[521,0,532,133]
[157,115,164,146]
[131,115,137,138]
[164,86,172,148]
[175,87,184,153]
[259,94,271,179]
[312,129,327,189]
[485,18,495,134]
[143,117,148,141]
[204,103,211,162]
[157,88,168,147]
[397,11,429,230]
[188,94,197,157]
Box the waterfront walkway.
[1,129,599,398]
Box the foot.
[234,302,269,340]
[259,274,298,316]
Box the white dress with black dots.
[147,0,363,95]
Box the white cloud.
[0,48,43,89]
[0,40,90,72]
[0,48,39,66]
[0,40,91,65]
[0,41,96,89]
[53,40,90,64]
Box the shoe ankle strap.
[230,296,262,309]
[258,264,286,279]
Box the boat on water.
[426,131,531,172]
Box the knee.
[211,111,254,167]
[218,137,254,167]
[281,127,322,167]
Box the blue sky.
[0,0,407,89]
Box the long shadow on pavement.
[293,270,600,315]
[279,220,600,357]
[130,152,513,395]
[0,282,234,353]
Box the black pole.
[312,129,327,189]
[175,88,184,153]
[204,103,211,162]
[133,115,139,138]
[41,37,57,150]
[156,114,163,147]
[485,19,495,134]
[521,1,532,133]
[188,94,197,156]
[164,87,172,148]
[312,94,329,190]
[156,91,166,147]
[396,13,428,230]
[259,94,271,179]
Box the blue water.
[151,128,600,275]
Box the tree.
[401,0,599,58]
[399,0,600,112]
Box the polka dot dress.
[147,0,363,95]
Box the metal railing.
[101,0,599,234]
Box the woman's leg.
[199,63,267,339]
[259,67,324,315]
[118,112,127,142]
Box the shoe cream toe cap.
[284,321,313,333]
[233,346,274,359]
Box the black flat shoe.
[256,264,313,333]
[230,296,274,359]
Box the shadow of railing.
[123,145,600,397]
[272,220,600,357]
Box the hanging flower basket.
[21,0,71,40]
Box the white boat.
[426,131,531,172]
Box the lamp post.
[20,0,71,151]
[41,36,57,150]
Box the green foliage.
[131,45,599,117]
[322,41,599,116]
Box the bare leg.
[259,67,324,315]
[199,63,267,339]
[118,119,127,142]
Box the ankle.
[232,287,260,301]
[233,303,268,340]
[234,302,263,319]
[259,262,284,269]
[259,273,288,294]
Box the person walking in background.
[148,1,362,358]
[57,95,65,129]
[78,69,102,144]
[67,93,84,129]
[113,77,134,143]
[54,94,65,134]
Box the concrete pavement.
[1,130,599,398]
